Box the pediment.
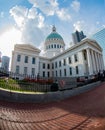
[15,44,41,53]
[85,39,102,51]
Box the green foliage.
[0,78,51,92]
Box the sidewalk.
[0,82,105,130]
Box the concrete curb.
[0,81,101,103]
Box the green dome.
[46,32,63,40]
[46,25,63,41]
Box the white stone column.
[98,54,102,71]
[36,57,39,75]
[86,48,93,75]
[97,53,100,71]
[91,50,96,74]
[94,52,99,72]
[97,52,101,72]
[79,51,85,76]
[101,55,105,70]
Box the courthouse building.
[11,26,104,78]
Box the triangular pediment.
[82,38,102,51]
[15,44,41,53]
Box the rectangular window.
[43,63,45,69]
[64,69,66,76]
[48,72,50,77]
[59,61,61,67]
[52,63,54,69]
[59,69,62,77]
[31,68,35,75]
[74,54,78,62]
[17,55,21,62]
[47,64,50,69]
[16,65,19,74]
[43,71,45,77]
[63,59,66,66]
[24,67,28,75]
[76,66,79,74]
[68,57,72,64]
[32,57,35,64]
[24,56,28,63]
[52,71,54,77]
[69,67,72,75]
[56,70,57,77]
[55,62,57,68]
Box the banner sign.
[56,77,77,90]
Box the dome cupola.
[46,25,63,41]
[44,25,65,58]
[52,25,56,32]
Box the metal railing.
[0,69,105,93]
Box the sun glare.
[0,27,22,57]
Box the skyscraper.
[72,30,86,45]
[90,27,105,67]
[1,56,10,71]
[90,28,105,47]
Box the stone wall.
[0,81,100,103]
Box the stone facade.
[11,27,104,78]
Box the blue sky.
[0,0,105,62]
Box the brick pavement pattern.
[0,82,105,130]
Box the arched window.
[51,44,53,48]
[54,44,56,48]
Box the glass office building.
[90,28,105,68]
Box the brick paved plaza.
[0,82,105,130]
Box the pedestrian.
[98,71,101,81]
[103,70,105,80]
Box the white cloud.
[71,0,80,12]
[103,25,105,27]
[21,21,45,45]
[73,21,85,31]
[9,1,72,48]
[27,7,44,28]
[28,0,59,16]
[28,0,71,21]
[10,5,28,28]
[0,26,22,57]
[56,8,71,21]
[9,5,48,47]
[28,7,38,19]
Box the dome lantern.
[52,25,56,32]
[44,25,65,58]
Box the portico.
[11,27,104,78]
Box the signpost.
[57,77,77,90]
